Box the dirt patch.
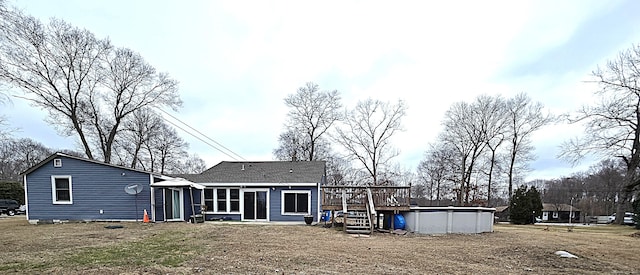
[0,216,638,274]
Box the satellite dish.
[125,183,144,222]
[125,184,143,195]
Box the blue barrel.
[322,210,331,222]
[394,214,406,230]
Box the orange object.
[143,209,150,223]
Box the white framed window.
[204,189,214,211]
[204,188,240,213]
[53,159,62,167]
[281,190,311,215]
[51,175,72,204]
[552,211,558,218]
[229,189,240,212]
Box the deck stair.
[344,189,374,234]
[344,210,372,234]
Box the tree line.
[275,42,640,225]
[272,82,551,208]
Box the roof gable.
[542,203,580,212]
[21,152,160,176]
[181,161,326,183]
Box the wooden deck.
[321,185,411,212]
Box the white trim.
[241,188,270,221]
[205,187,241,214]
[150,178,205,189]
[163,188,184,221]
[150,174,155,222]
[53,158,62,167]
[51,175,73,204]
[203,182,318,187]
[317,184,321,223]
[176,188,184,220]
[281,190,311,216]
[23,175,29,220]
[215,188,227,212]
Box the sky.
[2,0,640,182]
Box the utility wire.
[156,108,245,161]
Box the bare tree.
[89,48,181,163]
[172,154,207,174]
[505,92,554,201]
[0,137,51,181]
[0,8,181,163]
[585,159,625,216]
[417,142,458,205]
[144,122,188,174]
[560,44,640,224]
[114,108,163,169]
[0,11,111,159]
[324,154,355,185]
[440,97,490,204]
[335,98,407,185]
[280,82,342,161]
[273,130,310,161]
[481,96,508,206]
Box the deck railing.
[321,185,411,210]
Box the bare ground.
[0,216,638,274]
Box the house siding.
[26,156,152,221]
[270,186,318,222]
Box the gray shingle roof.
[179,161,326,183]
[542,203,580,212]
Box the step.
[346,212,368,217]
[346,225,371,230]
[345,229,371,234]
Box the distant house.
[541,203,580,223]
[494,205,510,222]
[22,153,326,224]
[488,204,580,223]
[179,161,326,222]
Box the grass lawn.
[0,216,638,274]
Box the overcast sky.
[3,0,640,181]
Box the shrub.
[0,181,25,205]
[509,185,543,224]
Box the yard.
[0,216,638,274]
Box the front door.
[164,188,183,221]
[242,189,268,221]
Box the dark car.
[0,199,20,216]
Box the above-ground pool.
[403,206,495,234]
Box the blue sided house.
[178,161,326,223]
[22,152,326,224]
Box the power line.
[156,108,245,161]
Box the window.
[282,190,310,215]
[230,189,240,212]
[552,211,558,218]
[53,159,62,167]
[51,176,72,204]
[204,189,214,211]
[217,189,227,212]
[205,188,240,213]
